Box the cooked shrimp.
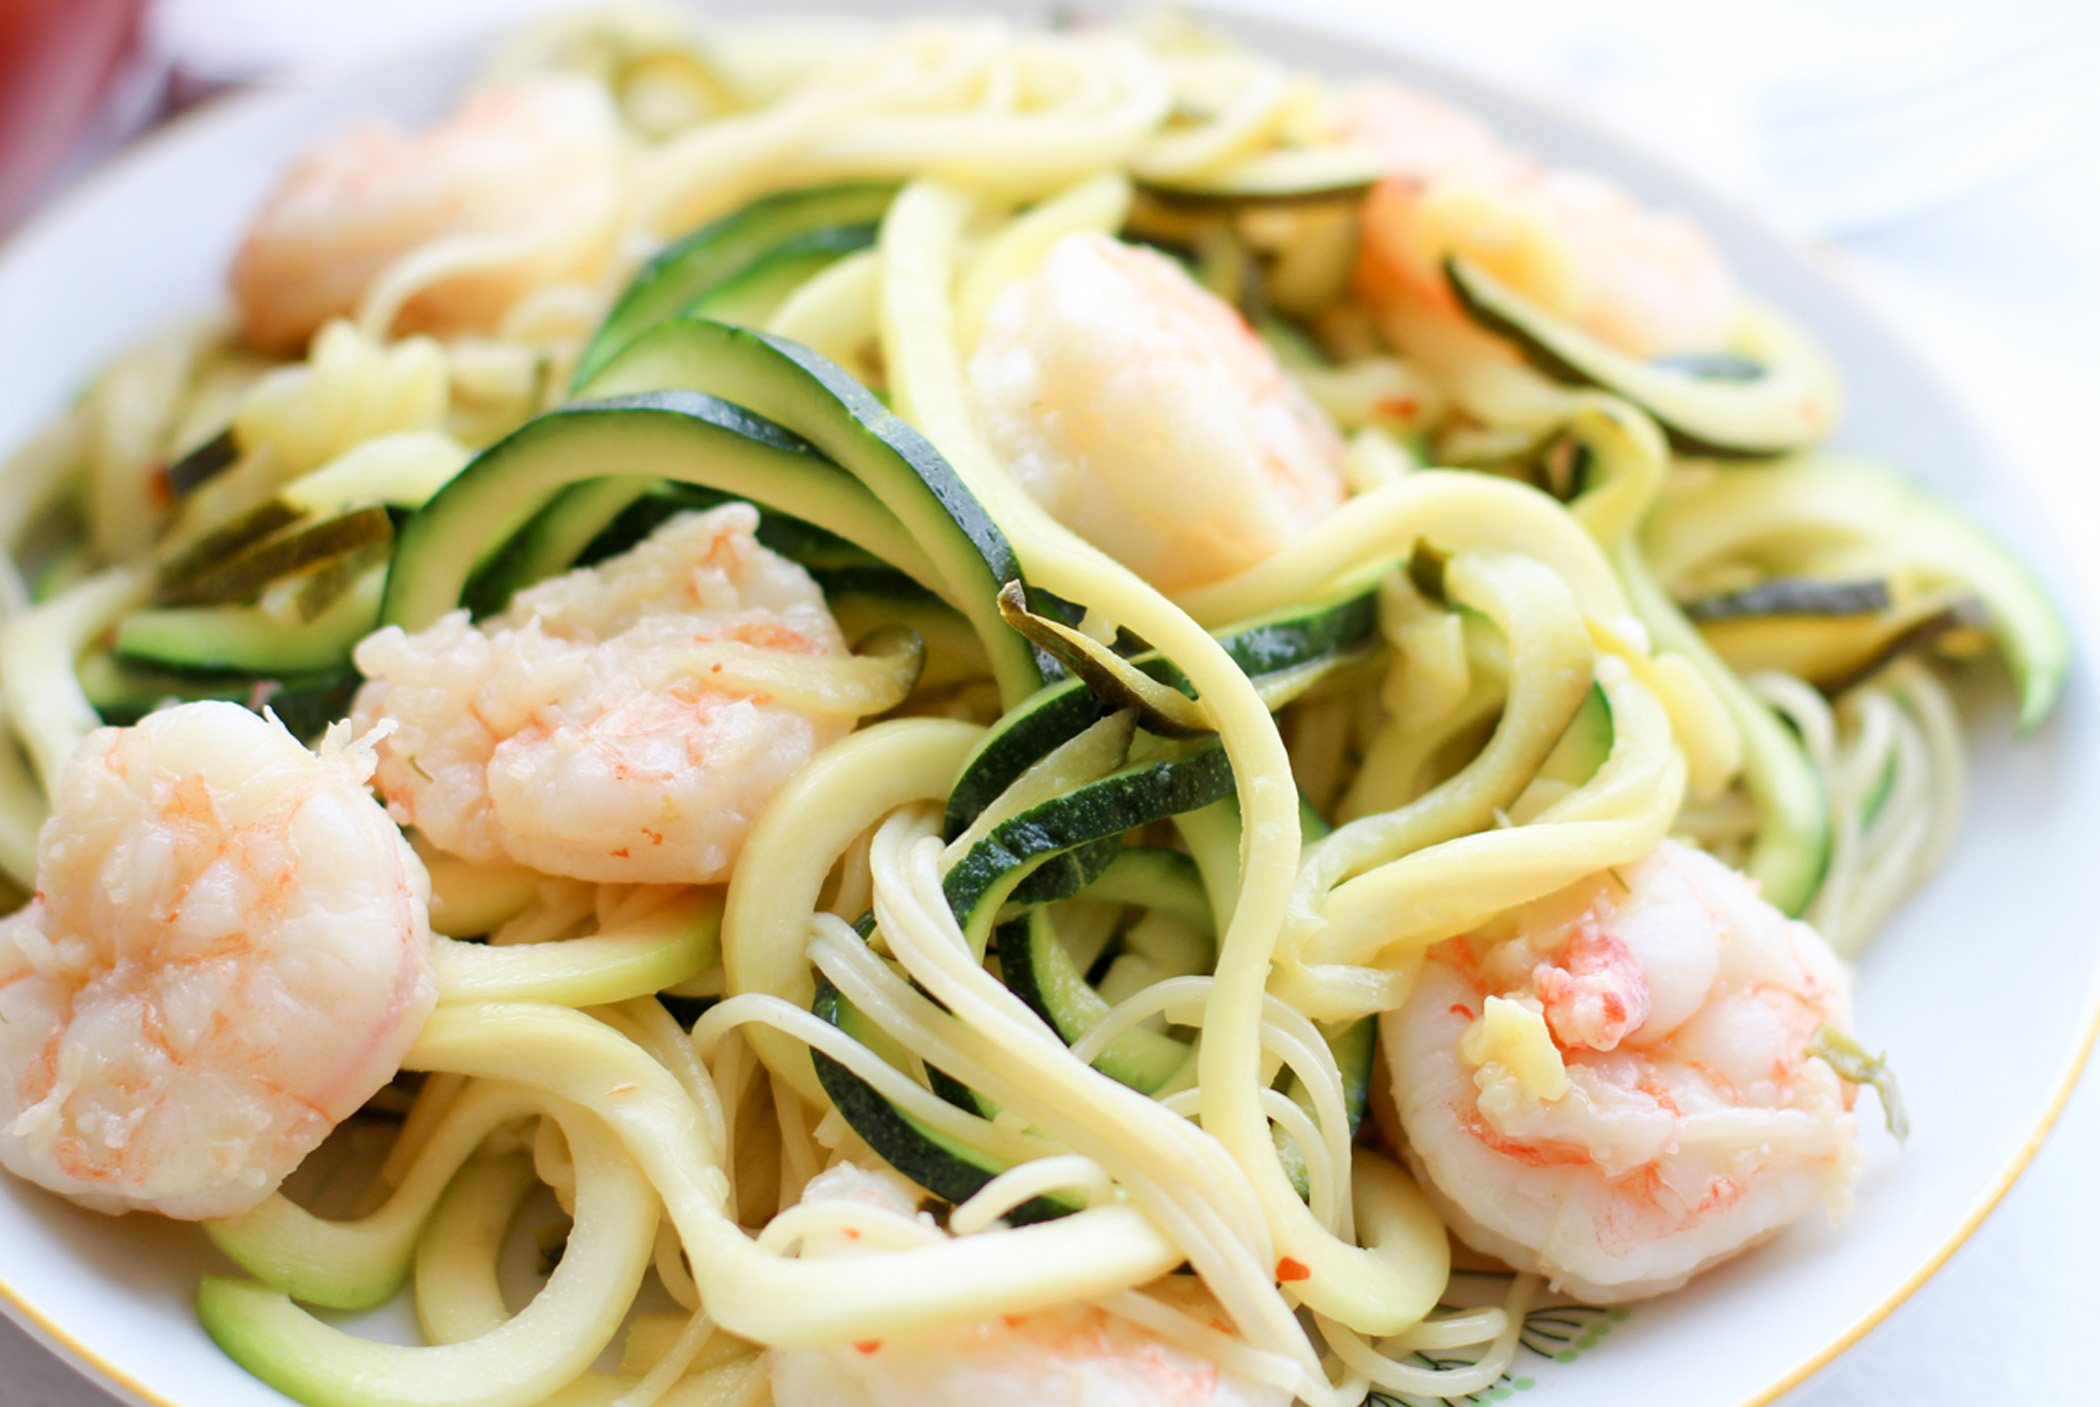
[769,1163,1289,1407]
[230,76,623,355]
[0,702,435,1221]
[1342,83,1737,361]
[967,231,1347,594]
[1383,838,1860,1303]
[352,504,859,886]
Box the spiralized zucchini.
[0,9,2069,1407]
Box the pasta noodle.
[0,8,2071,1407]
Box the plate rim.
[0,6,2095,1406]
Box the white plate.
[0,5,2093,1406]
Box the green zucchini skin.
[943,684,1117,843]
[116,566,383,676]
[1071,846,1215,934]
[81,660,358,743]
[1699,592,1987,698]
[1681,578,1893,622]
[1329,1015,1375,1137]
[1888,480,2070,736]
[809,977,1073,1224]
[459,479,892,619]
[577,317,1055,705]
[1134,143,1382,207]
[165,426,239,497]
[1652,454,2071,734]
[460,476,658,618]
[1534,684,1614,790]
[820,568,988,690]
[1444,255,1839,460]
[942,581,1380,841]
[580,484,882,577]
[156,506,394,608]
[1627,550,1832,916]
[1558,399,1832,915]
[943,745,1238,951]
[997,911,1195,1094]
[380,391,915,634]
[684,224,877,327]
[574,182,897,388]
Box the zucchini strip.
[157,507,393,608]
[1136,145,1381,205]
[430,892,722,1007]
[1649,451,2071,734]
[206,1081,549,1311]
[998,909,1199,1095]
[663,626,924,716]
[381,392,933,634]
[685,224,878,328]
[460,476,657,618]
[576,181,899,388]
[997,581,1214,738]
[0,567,149,795]
[1557,398,1830,913]
[942,742,1237,953]
[401,1002,1184,1347]
[577,318,1053,705]
[165,427,240,497]
[1444,255,1841,460]
[811,976,1078,1224]
[200,1097,655,1407]
[116,565,384,676]
[944,576,1379,840]
[1681,577,1891,621]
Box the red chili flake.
[1449,1004,1475,1021]
[1276,1257,1311,1283]
[854,1340,882,1355]
[641,827,664,846]
[149,467,175,509]
[1001,1314,1026,1328]
[610,847,631,858]
[1376,395,1420,421]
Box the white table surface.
[3,1,2096,1403]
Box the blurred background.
[1,1,2095,1404]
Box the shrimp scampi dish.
[0,8,2069,1407]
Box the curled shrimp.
[1341,83,1737,362]
[768,1164,1290,1407]
[0,702,435,1221]
[967,231,1347,594]
[230,76,624,355]
[352,504,867,886]
[1383,839,1861,1303]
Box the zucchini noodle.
[0,9,2069,1407]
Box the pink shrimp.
[351,504,865,886]
[967,231,1347,594]
[1383,839,1861,1302]
[768,1164,1289,1407]
[230,77,623,354]
[0,703,435,1220]
[1341,82,1738,362]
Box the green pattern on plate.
[1366,1293,1630,1405]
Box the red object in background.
[0,0,150,231]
